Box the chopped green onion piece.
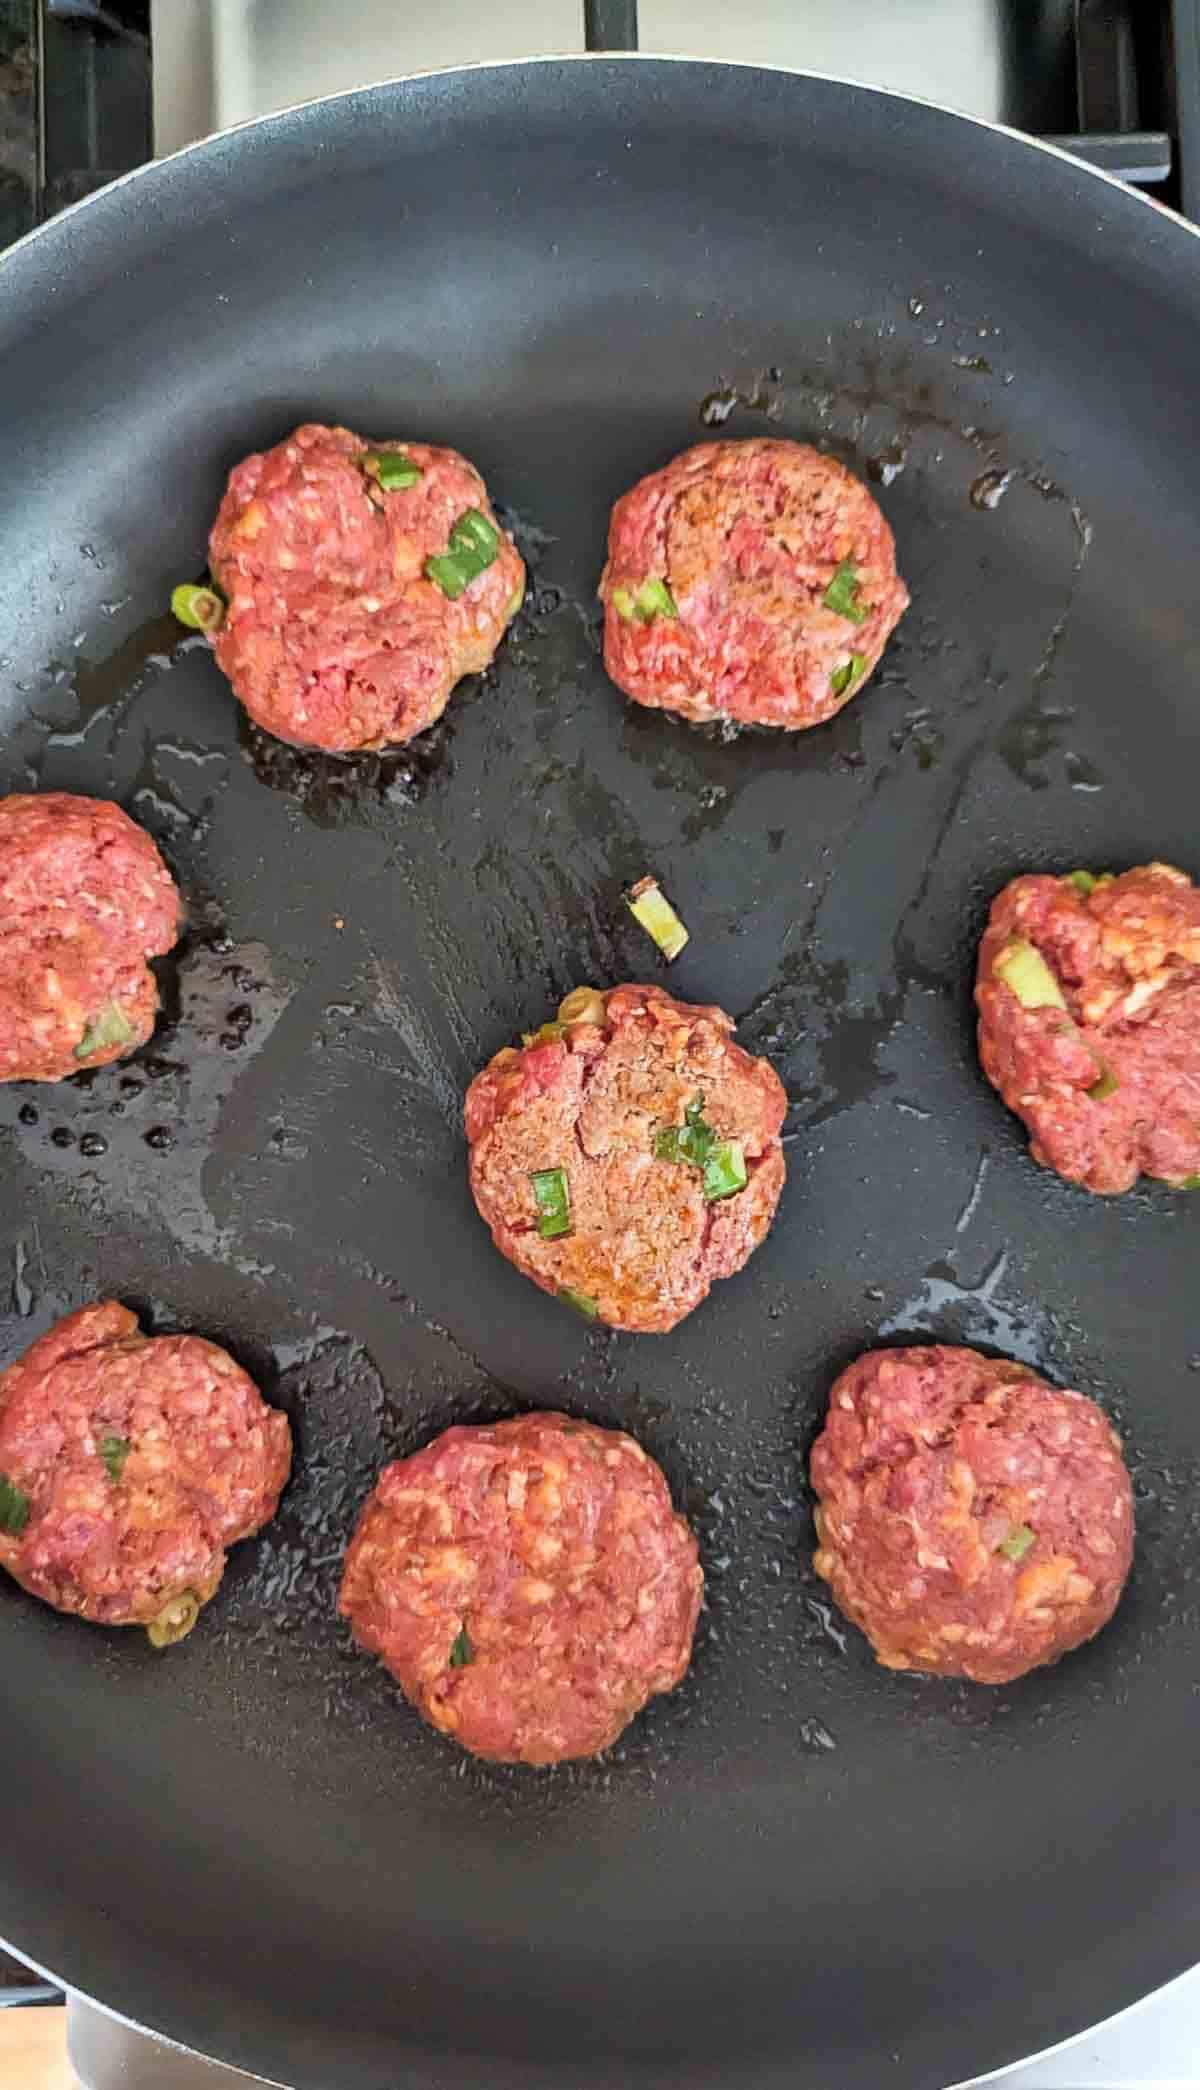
[557,986,608,1027]
[171,582,225,633]
[830,652,868,700]
[0,1473,30,1537]
[146,1590,201,1648]
[1175,1175,1200,1190]
[449,508,500,562]
[76,1000,135,1061]
[682,1098,716,1166]
[627,877,689,961]
[993,939,1068,1012]
[424,552,473,599]
[448,1626,474,1668]
[633,577,678,622]
[656,1095,722,1174]
[822,560,868,624]
[424,510,501,597]
[362,450,423,492]
[1067,870,1098,896]
[703,1139,748,1202]
[530,1165,572,1240]
[522,1021,566,1047]
[997,1524,1035,1563]
[1087,1064,1120,1102]
[683,1125,717,1168]
[613,577,678,622]
[559,1286,600,1320]
[507,580,525,618]
[99,1434,131,1484]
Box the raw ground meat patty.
[599,437,909,729]
[0,792,182,1083]
[0,1302,292,1642]
[208,421,525,751]
[810,1345,1133,1685]
[464,983,788,1333]
[976,862,1200,1193]
[339,1411,703,1764]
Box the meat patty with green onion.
[465,983,787,1333]
[811,1345,1133,1685]
[206,422,524,751]
[340,1411,703,1764]
[599,438,909,730]
[0,792,182,1083]
[0,1302,292,1644]
[976,862,1200,1193]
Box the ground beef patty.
[976,862,1200,1193]
[0,1302,292,1643]
[599,438,909,730]
[465,983,787,1334]
[0,793,182,1083]
[208,422,524,751]
[340,1412,703,1764]
[810,1345,1133,1685]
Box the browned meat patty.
[810,1345,1133,1685]
[464,983,787,1334]
[0,1302,292,1643]
[0,793,182,1083]
[339,1411,703,1764]
[976,862,1200,1194]
[600,438,909,730]
[208,422,525,751]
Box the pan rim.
[11,1928,1198,2088]
[0,1934,284,2086]
[3,45,1199,2090]
[3,50,1198,295]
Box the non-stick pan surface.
[0,57,1198,2090]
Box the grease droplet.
[799,1717,837,1753]
[970,469,1014,511]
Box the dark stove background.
[0,0,35,242]
[41,0,149,212]
[24,0,1200,227]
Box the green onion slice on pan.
[76,1001,135,1061]
[702,1139,748,1202]
[996,1524,1035,1563]
[171,583,225,633]
[530,1166,572,1240]
[559,1286,600,1320]
[424,507,502,598]
[627,876,689,961]
[823,560,868,624]
[362,450,423,492]
[993,940,1067,1011]
[99,1434,131,1484]
[829,652,868,699]
[448,1626,474,1667]
[0,1473,30,1536]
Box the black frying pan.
[1,52,1198,2090]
